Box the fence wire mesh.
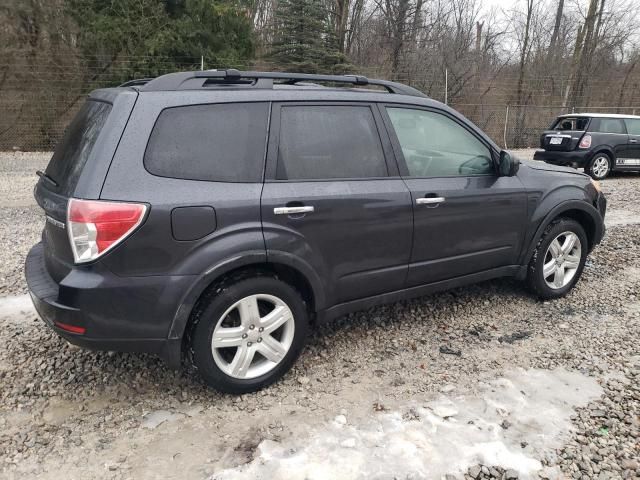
[1,58,639,151]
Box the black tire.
[586,153,612,180]
[190,276,309,394]
[526,218,588,300]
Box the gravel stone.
[0,151,639,479]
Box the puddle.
[211,368,602,480]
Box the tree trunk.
[565,0,599,107]
[548,0,564,53]
[335,0,351,52]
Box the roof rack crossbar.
[141,70,426,97]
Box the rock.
[439,345,462,356]
[298,376,310,385]
[620,459,637,470]
[468,465,481,479]
[498,331,532,344]
[504,469,519,479]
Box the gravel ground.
[0,151,638,480]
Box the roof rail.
[119,78,154,88]
[139,69,426,97]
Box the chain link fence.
[455,104,640,150]
[1,60,639,151]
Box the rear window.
[45,100,112,195]
[551,117,589,131]
[276,106,388,180]
[144,102,269,183]
[590,118,627,134]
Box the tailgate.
[541,130,584,151]
[35,98,114,278]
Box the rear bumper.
[25,242,194,366]
[533,149,591,167]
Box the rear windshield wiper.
[36,170,58,187]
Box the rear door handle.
[416,197,445,205]
[274,206,315,215]
[630,139,638,144]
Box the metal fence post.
[503,105,510,149]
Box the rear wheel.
[190,276,309,393]
[526,218,588,299]
[586,153,612,180]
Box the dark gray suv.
[26,70,607,393]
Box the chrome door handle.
[630,139,638,143]
[416,197,445,205]
[274,206,315,215]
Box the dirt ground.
[0,151,638,480]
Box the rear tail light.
[579,135,592,149]
[67,199,147,264]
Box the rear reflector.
[54,321,86,334]
[67,198,147,264]
[579,135,592,149]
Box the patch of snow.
[211,368,602,480]
[0,294,36,321]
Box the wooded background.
[1,0,639,150]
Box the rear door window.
[144,102,269,183]
[45,100,112,196]
[624,119,640,135]
[590,118,627,134]
[276,105,388,180]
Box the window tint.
[276,106,387,180]
[591,118,627,134]
[624,118,640,136]
[144,102,269,182]
[551,117,589,131]
[46,100,112,196]
[387,108,494,177]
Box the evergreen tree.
[269,0,350,73]
[66,0,254,84]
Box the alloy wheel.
[543,231,582,289]
[211,294,295,379]
[591,156,610,179]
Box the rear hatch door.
[34,90,136,280]
[540,116,590,151]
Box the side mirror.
[499,150,520,177]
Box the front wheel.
[190,276,309,393]
[526,218,588,300]
[586,153,612,180]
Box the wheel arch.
[520,200,603,268]
[587,148,615,169]
[163,254,325,367]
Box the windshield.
[550,117,590,131]
[45,100,112,196]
